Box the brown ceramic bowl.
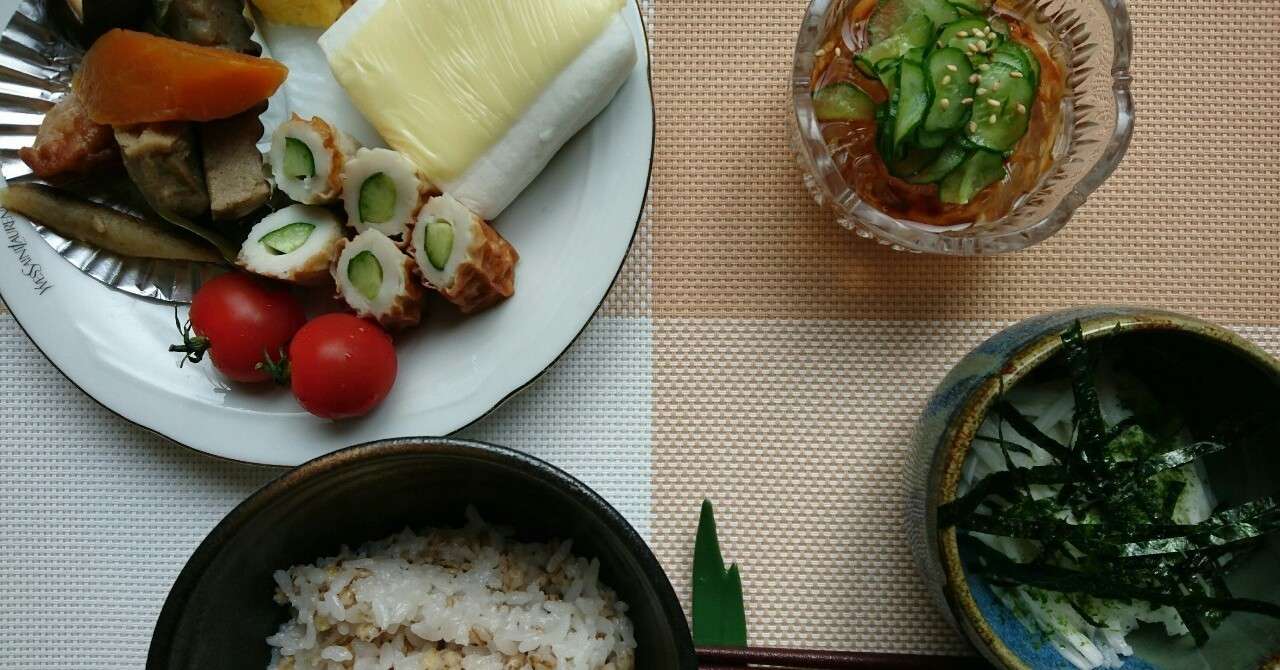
[148,438,695,669]
[906,307,1280,669]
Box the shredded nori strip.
[939,464,1072,526]
[1061,321,1109,464]
[994,400,1071,461]
[941,321,1280,646]
[966,538,1280,620]
[973,434,1033,457]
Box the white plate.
[0,5,653,466]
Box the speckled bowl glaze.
[906,307,1280,670]
[149,438,696,670]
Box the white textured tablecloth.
[0,312,655,668]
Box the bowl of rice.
[906,307,1280,670]
[149,438,695,670]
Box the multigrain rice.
[267,508,637,670]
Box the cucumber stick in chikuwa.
[813,0,1042,205]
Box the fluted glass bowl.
[791,0,1134,255]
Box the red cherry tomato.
[178,273,306,383]
[288,314,397,420]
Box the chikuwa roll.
[238,204,344,285]
[332,228,423,328]
[341,148,433,237]
[409,193,518,314]
[269,113,358,205]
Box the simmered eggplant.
[159,0,258,55]
[49,0,148,45]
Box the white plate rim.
[0,2,654,467]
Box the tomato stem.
[258,348,291,386]
[168,306,210,366]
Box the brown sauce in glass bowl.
[810,1,1066,227]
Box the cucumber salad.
[810,0,1062,224]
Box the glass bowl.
[791,0,1134,255]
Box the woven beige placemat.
[648,0,1280,654]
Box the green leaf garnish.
[692,499,748,647]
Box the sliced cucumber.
[347,250,384,301]
[888,146,940,178]
[907,142,969,184]
[910,0,959,28]
[991,41,1041,88]
[894,60,930,148]
[868,0,957,44]
[921,48,975,133]
[358,173,398,224]
[878,60,901,120]
[966,62,1035,152]
[936,18,1000,62]
[988,15,1011,39]
[939,149,1005,203]
[875,102,898,161]
[877,59,900,107]
[867,0,915,44]
[857,12,933,72]
[813,83,876,122]
[259,222,315,255]
[282,138,315,180]
[424,219,454,271]
[915,127,951,149]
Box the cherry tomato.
[288,314,397,419]
[176,273,306,383]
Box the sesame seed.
[969,122,978,133]
[993,81,1002,90]
[946,64,959,72]
[977,40,988,51]
[987,98,1002,107]
[962,97,974,105]
[814,48,825,57]
[976,87,988,95]
[940,98,951,110]
[968,43,980,53]
[979,63,991,71]
[937,41,945,48]
[1016,103,1027,114]
[956,31,969,37]
[835,47,842,57]
[988,114,998,123]
[1010,70,1025,79]
[969,74,981,83]
[942,75,952,85]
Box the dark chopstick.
[696,645,992,669]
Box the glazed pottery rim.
[790,0,1136,255]
[932,311,1280,670]
[147,437,695,669]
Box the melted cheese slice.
[321,0,625,183]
